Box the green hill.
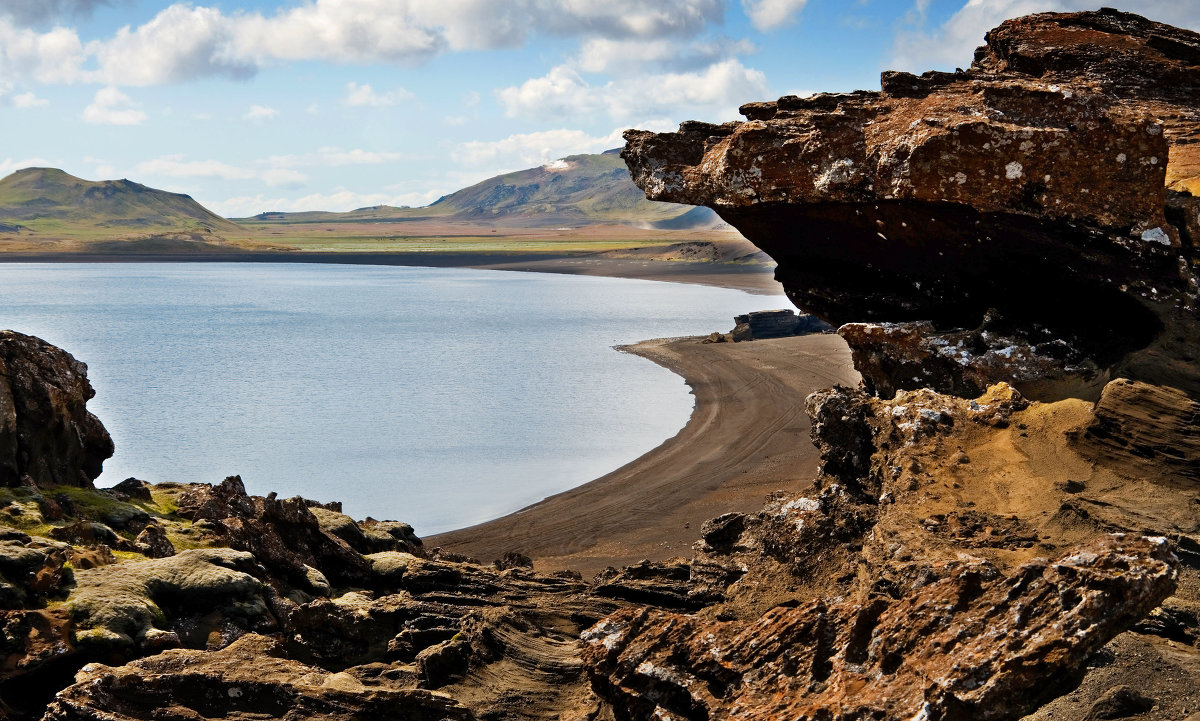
[426,150,705,226]
[0,167,242,239]
[239,150,727,229]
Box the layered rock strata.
[623,8,1200,400]
[585,535,1177,721]
[1,329,1195,720]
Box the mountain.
[0,167,242,239]
[239,150,730,230]
[425,150,726,227]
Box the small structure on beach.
[729,309,831,341]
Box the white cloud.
[451,127,626,169]
[0,157,53,177]
[575,36,757,74]
[12,91,48,108]
[0,0,110,27]
[260,169,308,188]
[0,20,89,84]
[741,0,809,31]
[412,0,724,49]
[891,0,1200,71]
[0,0,731,88]
[82,86,145,125]
[343,82,415,107]
[94,4,256,85]
[134,155,255,180]
[266,147,411,168]
[499,59,769,122]
[131,155,308,189]
[211,188,441,218]
[245,104,278,120]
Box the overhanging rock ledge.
[623,8,1200,401]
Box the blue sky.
[2,0,1196,217]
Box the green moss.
[66,548,268,649]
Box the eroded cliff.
[1,7,1198,721]
[624,8,1200,401]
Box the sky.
[1,0,1197,218]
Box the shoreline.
[0,251,784,295]
[427,332,860,576]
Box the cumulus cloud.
[0,20,89,84]
[132,155,309,189]
[82,86,145,125]
[260,169,308,188]
[451,127,626,169]
[575,36,757,74]
[210,188,442,218]
[741,0,809,31]
[12,91,48,108]
[94,4,256,85]
[499,58,769,122]
[0,0,111,27]
[245,105,278,120]
[343,82,416,107]
[266,147,411,168]
[1,0,727,88]
[891,0,1200,71]
[414,0,724,49]
[0,157,53,177]
[134,155,255,180]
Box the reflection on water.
[0,263,784,534]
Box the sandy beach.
[428,332,860,576]
[3,249,824,574]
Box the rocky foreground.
[2,8,1200,721]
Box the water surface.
[0,263,784,533]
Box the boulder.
[584,535,1178,721]
[621,9,1200,400]
[66,547,275,651]
[0,331,113,488]
[42,633,476,721]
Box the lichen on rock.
[622,8,1200,401]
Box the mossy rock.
[311,507,370,552]
[366,551,419,586]
[67,548,270,650]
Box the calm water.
[0,263,784,534]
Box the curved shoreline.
[427,333,860,576]
[0,251,784,295]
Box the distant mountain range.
[0,151,729,250]
[239,150,728,230]
[0,167,240,239]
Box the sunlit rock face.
[623,9,1200,400]
[0,330,113,488]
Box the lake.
[0,263,785,534]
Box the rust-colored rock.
[0,331,113,488]
[584,535,1178,721]
[177,475,372,587]
[622,9,1200,400]
[1071,377,1200,480]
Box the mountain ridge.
[237,152,729,230]
[0,167,241,237]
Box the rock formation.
[1,339,1195,720]
[3,8,1200,721]
[585,535,1177,721]
[0,331,113,488]
[623,8,1200,401]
